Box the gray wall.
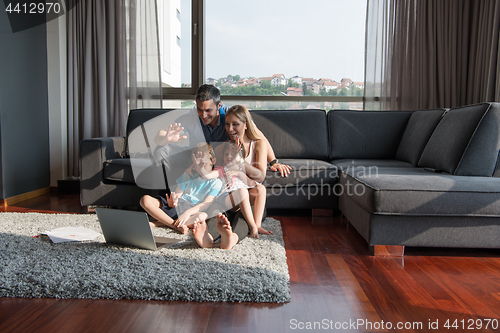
[0,10,50,199]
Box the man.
[154,84,291,177]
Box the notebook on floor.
[95,207,182,250]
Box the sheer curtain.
[66,0,162,177]
[126,0,163,110]
[364,0,500,111]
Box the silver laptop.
[95,207,182,250]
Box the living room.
[1,0,500,332]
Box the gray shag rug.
[0,212,290,302]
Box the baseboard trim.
[0,187,51,207]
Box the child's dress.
[215,165,250,191]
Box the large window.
[162,0,367,110]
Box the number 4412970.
[5,2,62,14]
[444,318,499,330]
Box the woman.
[224,104,270,236]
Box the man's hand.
[271,162,292,177]
[158,123,187,145]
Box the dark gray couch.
[80,102,500,254]
[336,103,500,251]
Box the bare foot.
[249,227,259,239]
[175,224,189,234]
[216,213,239,249]
[170,219,189,234]
[192,220,213,248]
[152,220,188,234]
[258,226,272,235]
[147,218,187,233]
[184,212,208,229]
[149,221,162,229]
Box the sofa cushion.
[328,110,412,160]
[332,159,414,171]
[340,167,500,217]
[418,103,490,174]
[455,103,500,176]
[395,109,446,165]
[251,110,328,159]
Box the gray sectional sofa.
[80,102,500,254]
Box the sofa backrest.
[395,109,447,166]
[250,109,329,159]
[327,110,413,160]
[126,109,175,139]
[124,108,180,157]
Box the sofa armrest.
[79,137,125,203]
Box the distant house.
[318,78,333,84]
[263,74,287,86]
[301,78,316,92]
[301,78,316,84]
[340,78,353,88]
[206,77,217,85]
[287,87,303,96]
[237,78,248,86]
[222,77,237,87]
[353,81,364,89]
[324,81,339,92]
[311,81,323,94]
[290,76,302,85]
[246,78,262,86]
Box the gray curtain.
[127,0,163,110]
[364,0,500,111]
[67,0,162,177]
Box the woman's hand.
[225,169,244,179]
[271,162,292,177]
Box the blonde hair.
[226,105,261,141]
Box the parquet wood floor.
[1,192,500,332]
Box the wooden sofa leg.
[372,245,405,257]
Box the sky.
[182,0,367,84]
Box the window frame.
[161,0,364,105]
